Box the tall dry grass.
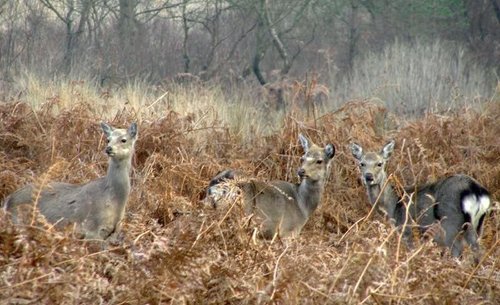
[7,71,287,145]
[0,79,499,304]
[330,40,497,115]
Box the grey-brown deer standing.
[3,122,138,240]
[350,140,491,260]
[206,134,335,239]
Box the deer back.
[350,140,491,259]
[4,122,138,240]
[208,134,335,239]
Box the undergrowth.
[0,89,499,304]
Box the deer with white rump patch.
[206,134,335,239]
[350,140,490,260]
[3,122,138,240]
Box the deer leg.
[259,220,276,240]
[6,206,19,224]
[463,222,482,264]
[463,223,480,251]
[83,230,100,240]
[441,220,464,257]
[401,225,414,249]
[98,225,116,240]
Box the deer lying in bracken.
[350,140,491,260]
[206,134,335,239]
[3,122,138,240]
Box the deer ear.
[298,134,310,152]
[101,122,113,137]
[350,143,363,160]
[325,144,335,159]
[128,122,138,138]
[381,140,395,160]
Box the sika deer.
[207,134,335,239]
[350,140,491,259]
[3,122,138,240]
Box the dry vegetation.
[0,82,499,304]
[330,40,496,114]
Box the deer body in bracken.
[207,134,335,239]
[350,140,491,259]
[3,122,138,240]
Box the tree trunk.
[346,1,359,72]
[490,0,500,23]
[63,0,91,73]
[252,0,268,85]
[118,0,139,65]
[262,0,291,75]
[181,0,190,73]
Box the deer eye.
[121,138,127,143]
[106,138,111,143]
[316,159,323,164]
[377,162,383,167]
[360,162,366,167]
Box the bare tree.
[0,1,22,76]
[249,0,317,84]
[346,0,359,71]
[168,0,253,80]
[492,0,500,23]
[39,0,93,73]
[117,0,139,51]
[0,0,496,95]
[104,0,183,78]
[180,0,191,72]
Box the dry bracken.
[0,97,498,304]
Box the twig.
[462,239,499,288]
[270,244,289,300]
[146,91,169,110]
[301,281,335,302]
[0,273,51,290]
[337,175,393,245]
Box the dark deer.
[350,140,490,260]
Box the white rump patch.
[462,194,491,230]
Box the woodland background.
[0,0,499,112]
[0,1,499,304]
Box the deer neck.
[296,178,324,218]
[105,156,132,206]
[366,174,399,220]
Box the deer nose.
[105,146,113,155]
[297,168,306,178]
[365,173,374,182]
